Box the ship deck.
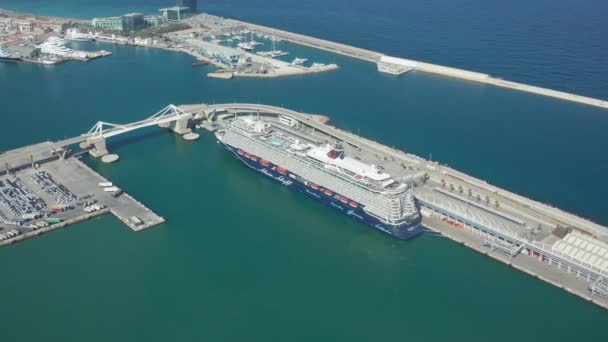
[249,116,423,186]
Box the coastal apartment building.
[92,13,165,32]
[0,18,34,32]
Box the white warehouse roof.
[552,232,608,275]
[379,55,418,68]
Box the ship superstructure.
[215,114,423,240]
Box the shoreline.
[3,6,607,108]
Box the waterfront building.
[121,13,145,33]
[14,20,34,32]
[144,15,165,28]
[159,6,190,22]
[33,20,68,33]
[134,37,151,46]
[176,0,198,13]
[91,17,122,31]
[0,18,13,31]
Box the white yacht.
[64,28,93,42]
[39,37,87,59]
[237,42,254,51]
[291,58,308,65]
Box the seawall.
[234,19,608,110]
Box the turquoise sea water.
[2,0,607,99]
[1,1,608,341]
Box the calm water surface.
[0,1,607,341]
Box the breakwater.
[233,19,608,110]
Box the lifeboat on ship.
[324,189,333,196]
[244,152,251,158]
[251,156,258,162]
[277,166,288,175]
[260,159,270,167]
[349,201,358,208]
[237,149,244,156]
[311,183,319,190]
[340,196,349,204]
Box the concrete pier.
[0,145,165,248]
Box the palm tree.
[441,179,446,187]
[485,195,490,205]
[449,184,455,191]
[467,188,473,197]
[476,194,481,202]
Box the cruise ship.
[214,114,424,240]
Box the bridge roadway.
[0,104,193,171]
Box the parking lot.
[0,156,164,245]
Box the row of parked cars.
[31,171,77,204]
[0,176,47,216]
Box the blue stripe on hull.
[223,143,424,240]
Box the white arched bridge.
[44,103,329,158]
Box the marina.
[161,30,338,78]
